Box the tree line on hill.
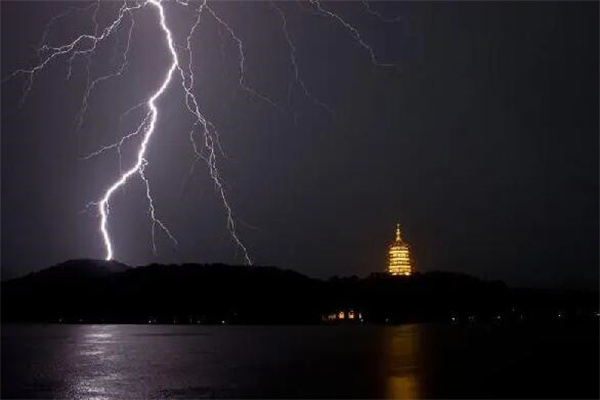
[2,259,597,324]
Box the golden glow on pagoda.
[387,224,413,276]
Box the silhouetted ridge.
[18,259,130,282]
[2,262,597,324]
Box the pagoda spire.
[387,222,413,276]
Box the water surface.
[2,323,597,398]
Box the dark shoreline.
[3,259,598,326]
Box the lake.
[2,323,598,398]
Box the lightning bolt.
[270,1,334,120]
[361,0,403,24]
[6,1,143,107]
[204,3,281,111]
[310,0,396,69]
[77,3,136,131]
[98,0,179,261]
[177,0,253,265]
[4,0,398,267]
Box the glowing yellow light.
[387,223,413,276]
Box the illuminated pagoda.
[387,224,413,276]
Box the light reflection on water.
[73,325,122,400]
[383,324,422,399]
[4,324,431,399]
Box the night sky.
[2,1,598,288]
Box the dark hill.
[18,259,131,281]
[2,261,597,324]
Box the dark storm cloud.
[1,1,598,288]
